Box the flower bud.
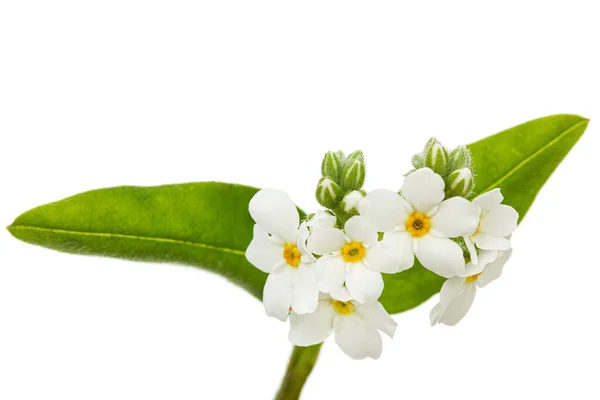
[345,150,364,163]
[411,154,425,169]
[424,138,449,175]
[316,177,344,208]
[445,168,474,198]
[450,146,472,170]
[321,151,344,182]
[341,151,366,191]
[341,190,365,214]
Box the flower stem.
[331,204,353,227]
[275,344,322,400]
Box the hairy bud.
[424,138,449,175]
[316,177,344,208]
[345,150,364,164]
[341,151,366,191]
[446,168,474,198]
[450,146,472,170]
[411,154,425,169]
[321,151,344,182]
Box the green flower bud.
[450,146,472,170]
[341,153,366,191]
[321,151,344,182]
[411,154,425,169]
[345,150,364,163]
[445,168,474,198]
[316,177,344,208]
[424,138,449,175]
[340,190,365,214]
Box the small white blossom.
[463,188,518,265]
[342,190,364,213]
[359,168,480,278]
[306,210,337,232]
[289,294,397,360]
[430,249,512,326]
[246,189,319,322]
[307,216,398,303]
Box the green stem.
[275,344,322,400]
[331,204,354,227]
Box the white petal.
[342,190,364,213]
[345,263,384,303]
[439,283,477,326]
[478,249,512,287]
[414,236,465,278]
[262,266,295,322]
[462,249,498,277]
[315,255,346,293]
[355,302,397,338]
[438,276,468,308]
[296,222,316,263]
[430,197,480,238]
[330,286,353,301]
[464,236,478,265]
[249,189,299,243]
[246,224,284,273]
[430,277,468,325]
[474,233,511,250]
[334,314,382,360]
[380,231,415,271]
[477,249,500,267]
[480,205,519,237]
[344,216,377,246]
[429,302,444,326]
[291,264,319,314]
[318,292,333,302]
[401,168,445,213]
[472,188,503,212]
[307,228,347,255]
[288,304,335,346]
[306,210,337,231]
[365,244,401,274]
[358,189,410,232]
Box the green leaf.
[8,182,267,300]
[7,114,589,316]
[379,114,589,314]
[469,114,589,221]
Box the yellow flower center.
[332,300,355,315]
[341,241,366,262]
[282,243,301,267]
[466,273,481,282]
[405,212,431,237]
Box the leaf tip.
[6,224,18,237]
[575,115,590,133]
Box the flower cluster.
[246,139,518,359]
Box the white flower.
[307,216,398,303]
[464,188,518,265]
[246,189,319,322]
[306,210,337,232]
[359,168,480,278]
[288,294,397,360]
[430,249,512,326]
[341,190,364,213]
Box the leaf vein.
[480,119,588,194]
[9,225,246,257]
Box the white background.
[1,1,599,399]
